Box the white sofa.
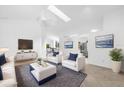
[0,56,17,87]
[62,54,85,72]
[47,53,62,64]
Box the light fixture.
[48,5,71,22]
[91,29,99,33]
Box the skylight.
[48,5,71,22]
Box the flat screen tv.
[18,39,33,50]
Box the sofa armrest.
[6,56,14,62]
[76,56,85,70]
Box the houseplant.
[109,48,123,73]
[46,44,50,49]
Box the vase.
[112,61,121,73]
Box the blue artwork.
[95,34,114,48]
[64,41,73,48]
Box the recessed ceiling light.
[91,29,99,33]
[48,5,71,22]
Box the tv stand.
[15,51,38,61]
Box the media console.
[15,51,38,61]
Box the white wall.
[60,36,88,56]
[64,37,79,55]
[88,8,124,71]
[33,37,42,57]
[0,19,41,57]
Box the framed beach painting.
[64,41,73,48]
[95,34,114,48]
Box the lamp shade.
[0,48,9,53]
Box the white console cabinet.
[15,51,38,61]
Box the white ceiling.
[0,5,46,20]
[0,5,123,36]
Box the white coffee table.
[29,62,56,85]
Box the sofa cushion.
[68,53,78,61]
[62,60,76,67]
[0,54,6,66]
[48,56,58,62]
[2,67,16,80]
[0,66,3,80]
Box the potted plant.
[109,48,123,73]
[46,44,50,49]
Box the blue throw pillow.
[68,53,78,61]
[53,52,57,56]
[55,52,59,55]
[53,52,59,57]
[0,54,6,66]
[0,66,3,80]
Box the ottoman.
[29,63,56,85]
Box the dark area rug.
[15,64,87,87]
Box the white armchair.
[47,52,62,64]
[62,54,85,72]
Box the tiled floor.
[81,64,124,87]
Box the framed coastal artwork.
[64,41,73,48]
[95,34,114,48]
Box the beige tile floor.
[15,61,124,87]
[81,64,124,87]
